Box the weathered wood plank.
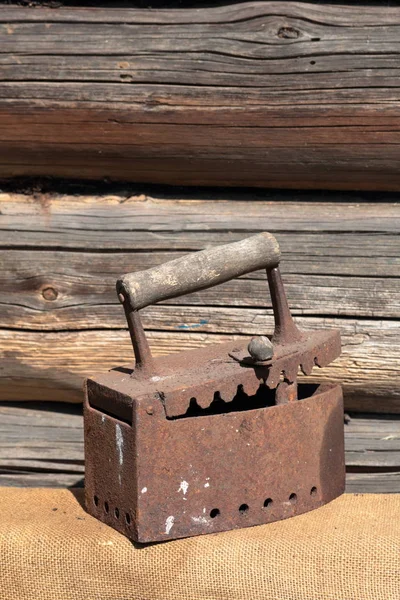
[4,2,400,26]
[1,207,398,264]
[0,192,399,410]
[1,403,398,492]
[2,193,399,264]
[1,194,399,323]
[3,3,400,188]
[0,317,399,412]
[1,251,400,324]
[345,473,400,494]
[345,415,400,467]
[0,472,84,488]
[3,192,399,235]
[1,228,397,274]
[0,403,84,487]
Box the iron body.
[84,235,345,542]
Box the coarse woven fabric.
[0,488,399,600]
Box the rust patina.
[84,234,345,543]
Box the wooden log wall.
[2,2,400,189]
[2,402,399,493]
[1,189,399,412]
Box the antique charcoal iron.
[84,233,345,543]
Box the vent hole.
[289,493,297,504]
[93,495,99,507]
[125,513,131,524]
[310,486,317,497]
[210,508,220,519]
[239,503,249,513]
[104,501,109,513]
[263,498,273,508]
[310,61,316,65]
[311,37,320,42]
[171,382,277,420]
[114,507,120,519]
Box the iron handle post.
[116,233,301,375]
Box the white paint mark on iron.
[192,516,210,526]
[178,480,189,495]
[115,423,124,466]
[101,414,106,424]
[204,482,210,488]
[141,487,148,494]
[151,376,161,382]
[165,516,175,534]
[203,508,206,514]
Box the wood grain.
[1,252,400,325]
[1,319,399,412]
[1,191,399,411]
[1,403,398,492]
[2,2,400,188]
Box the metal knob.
[247,336,274,362]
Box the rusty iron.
[84,234,345,543]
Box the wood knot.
[120,73,133,82]
[277,26,300,39]
[42,287,58,301]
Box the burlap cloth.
[1,488,398,600]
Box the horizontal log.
[1,191,399,411]
[2,3,400,188]
[2,190,399,237]
[1,316,399,412]
[2,191,399,248]
[2,251,400,325]
[1,194,399,327]
[1,403,399,492]
[345,473,400,494]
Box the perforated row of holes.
[93,495,131,525]
[94,487,317,523]
[209,487,318,519]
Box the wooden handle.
[117,233,280,310]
